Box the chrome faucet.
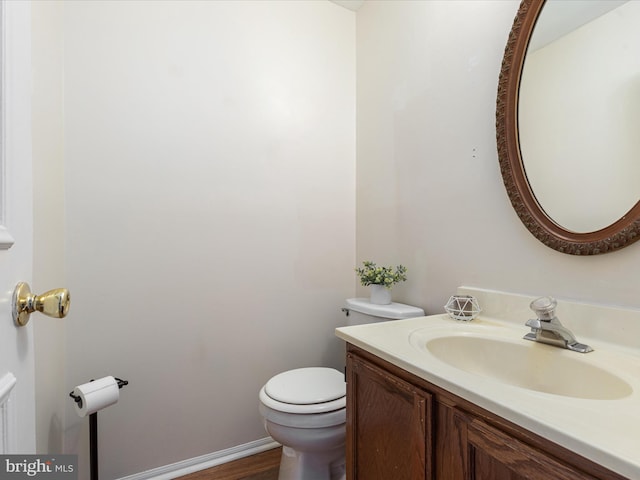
[523,297,593,353]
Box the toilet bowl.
[258,367,346,480]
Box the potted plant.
[355,261,407,304]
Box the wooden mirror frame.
[496,0,640,255]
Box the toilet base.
[278,445,346,480]
[262,417,346,480]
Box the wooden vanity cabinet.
[461,416,598,480]
[345,344,628,480]
[346,350,433,479]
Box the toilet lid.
[264,367,345,405]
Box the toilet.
[259,297,425,480]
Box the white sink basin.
[410,329,632,400]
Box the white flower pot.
[370,284,392,305]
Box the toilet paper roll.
[72,376,119,417]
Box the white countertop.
[336,288,640,479]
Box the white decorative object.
[444,295,481,321]
[370,284,392,305]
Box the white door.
[0,0,36,454]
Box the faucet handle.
[530,296,557,321]
[525,318,541,330]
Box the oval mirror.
[496,0,640,255]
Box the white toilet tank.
[343,298,425,326]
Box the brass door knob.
[12,282,71,326]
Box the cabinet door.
[346,353,433,480]
[465,418,598,480]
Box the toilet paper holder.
[69,377,129,409]
[69,377,128,480]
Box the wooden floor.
[176,448,281,480]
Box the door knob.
[12,282,71,326]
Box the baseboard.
[117,437,280,480]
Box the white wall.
[355,0,640,313]
[33,0,355,477]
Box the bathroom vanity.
[346,345,624,480]
[336,288,640,480]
